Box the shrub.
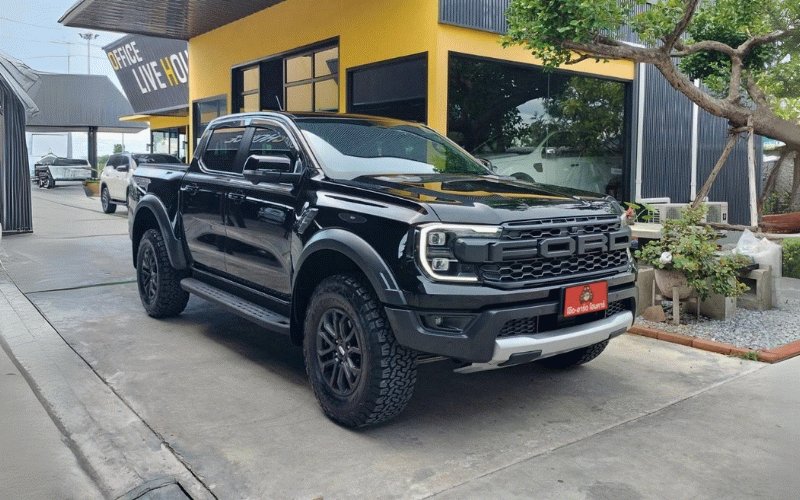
[635,204,750,300]
[782,238,800,279]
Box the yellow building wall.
[148,115,189,131]
[188,0,634,151]
[189,0,439,151]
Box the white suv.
[100,153,180,213]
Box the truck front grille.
[480,249,628,284]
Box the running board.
[180,278,291,335]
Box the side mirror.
[478,157,496,172]
[242,155,303,185]
[117,165,130,172]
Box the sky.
[0,0,150,159]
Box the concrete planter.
[83,180,100,197]
[654,268,692,299]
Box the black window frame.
[199,126,249,175]
[346,52,428,124]
[231,37,339,114]
[192,95,228,150]
[445,51,633,201]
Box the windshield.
[133,154,180,164]
[295,118,490,179]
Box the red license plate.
[563,281,608,317]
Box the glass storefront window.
[242,93,260,112]
[314,47,339,78]
[314,79,338,112]
[243,67,259,92]
[286,55,313,83]
[447,55,627,198]
[286,84,313,112]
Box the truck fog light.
[428,232,447,246]
[431,258,450,271]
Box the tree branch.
[728,56,743,104]
[745,74,770,110]
[737,29,793,56]
[662,0,702,52]
[672,40,736,57]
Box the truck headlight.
[418,224,501,282]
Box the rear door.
[223,122,300,302]
[110,155,131,200]
[181,127,247,272]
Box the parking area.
[1,185,796,500]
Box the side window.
[105,155,118,168]
[202,127,246,173]
[248,125,296,172]
[117,156,130,169]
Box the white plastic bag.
[734,229,782,277]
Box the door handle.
[227,191,246,203]
[180,183,199,195]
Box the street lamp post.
[78,32,98,74]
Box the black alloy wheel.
[316,308,363,396]
[139,242,159,305]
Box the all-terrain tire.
[304,274,417,427]
[538,340,609,369]
[136,229,190,318]
[101,186,117,214]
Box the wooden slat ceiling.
[60,0,287,40]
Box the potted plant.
[83,178,100,197]
[635,204,750,301]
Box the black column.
[88,126,98,178]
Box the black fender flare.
[294,228,407,307]
[130,194,188,270]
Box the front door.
[223,122,299,301]
[181,127,246,272]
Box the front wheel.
[538,340,609,369]
[136,229,189,318]
[304,274,417,427]
[101,186,117,214]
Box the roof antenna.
[275,96,283,111]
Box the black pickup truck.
[129,112,636,427]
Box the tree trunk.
[790,151,800,210]
[757,148,791,219]
[692,133,739,208]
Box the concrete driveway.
[1,185,796,500]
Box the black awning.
[25,73,146,133]
[60,0,287,40]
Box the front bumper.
[384,284,636,364]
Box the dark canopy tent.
[0,50,38,234]
[26,73,147,176]
[0,50,146,234]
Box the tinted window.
[53,158,90,166]
[133,154,180,164]
[202,127,245,173]
[105,155,119,168]
[248,125,296,172]
[117,156,130,167]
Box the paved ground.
[1,184,798,499]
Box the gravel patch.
[635,301,800,351]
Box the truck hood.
[348,174,620,224]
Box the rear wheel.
[40,171,55,189]
[304,274,417,427]
[101,186,117,214]
[136,229,189,318]
[538,340,609,369]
